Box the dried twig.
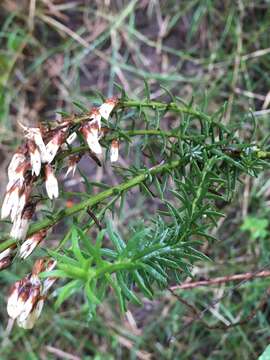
[170,270,270,290]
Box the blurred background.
[1,1,270,359]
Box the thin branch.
[0,159,182,252]
[170,270,270,290]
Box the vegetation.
[1,1,270,359]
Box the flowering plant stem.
[1,97,270,253]
[0,158,182,252]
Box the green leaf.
[55,280,82,309]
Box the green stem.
[118,99,229,132]
[93,261,139,279]
[0,159,182,252]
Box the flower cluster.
[1,97,119,261]
[0,97,119,327]
[7,257,56,329]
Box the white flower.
[19,122,48,162]
[45,164,59,199]
[10,202,35,240]
[19,230,47,259]
[1,183,20,220]
[110,139,119,162]
[10,216,29,240]
[17,298,44,329]
[8,151,26,180]
[46,130,66,164]
[99,97,118,120]
[81,122,102,155]
[6,161,29,192]
[27,140,41,176]
[7,281,25,319]
[13,258,57,329]
[7,276,41,320]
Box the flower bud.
[110,139,119,162]
[45,164,59,199]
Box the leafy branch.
[2,90,270,327]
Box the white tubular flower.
[10,216,28,241]
[110,139,119,162]
[9,182,31,222]
[81,122,102,155]
[27,140,41,176]
[8,257,56,328]
[19,229,47,259]
[46,130,66,164]
[7,280,24,319]
[45,164,59,199]
[16,281,41,323]
[1,183,20,220]
[8,151,26,180]
[11,203,35,241]
[99,97,118,120]
[7,275,41,320]
[17,298,44,329]
[19,122,48,163]
[6,161,29,192]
